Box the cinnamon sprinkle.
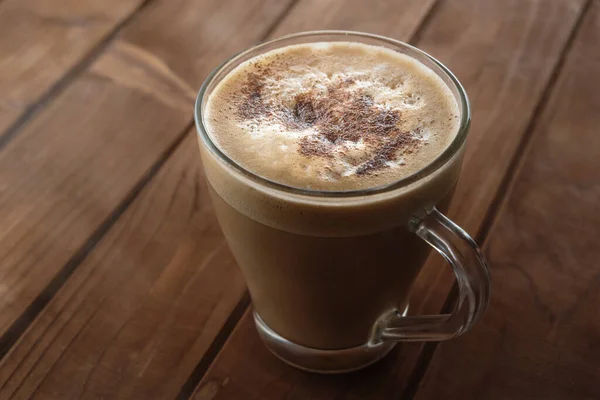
[234,62,421,174]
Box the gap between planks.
[0,120,193,360]
[0,0,156,151]
[401,1,594,398]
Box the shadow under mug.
[194,31,491,373]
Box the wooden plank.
[0,0,437,397]
[193,0,588,398]
[271,0,435,37]
[0,134,249,399]
[0,0,146,135]
[0,0,291,373]
[415,2,600,399]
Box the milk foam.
[204,42,460,191]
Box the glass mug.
[194,31,490,373]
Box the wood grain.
[0,0,291,378]
[271,0,435,38]
[193,0,588,399]
[415,2,600,399]
[0,0,145,135]
[0,134,249,399]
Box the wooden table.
[0,0,598,398]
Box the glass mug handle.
[372,207,491,343]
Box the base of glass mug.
[253,306,408,374]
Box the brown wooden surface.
[0,134,248,399]
[0,0,598,399]
[0,0,146,134]
[0,0,289,363]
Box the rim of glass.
[194,30,470,198]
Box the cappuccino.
[205,42,459,191]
